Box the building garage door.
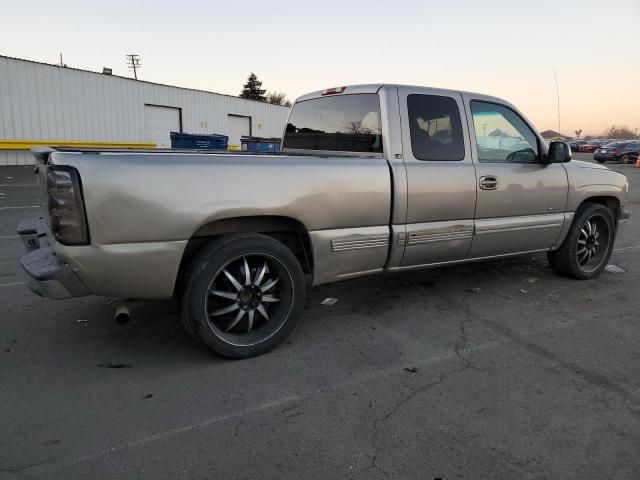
[144,105,181,148]
[228,115,251,150]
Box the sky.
[1,0,639,136]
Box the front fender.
[564,162,628,212]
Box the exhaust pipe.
[112,299,146,324]
[114,303,131,325]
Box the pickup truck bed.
[26,146,392,298]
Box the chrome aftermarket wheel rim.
[205,254,285,337]
[576,214,611,273]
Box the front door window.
[471,101,539,163]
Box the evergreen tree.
[240,72,266,101]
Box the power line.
[125,54,142,80]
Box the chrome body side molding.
[310,226,389,285]
[405,223,474,246]
[401,220,474,266]
[331,233,389,252]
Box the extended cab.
[19,84,630,358]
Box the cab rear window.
[283,94,382,153]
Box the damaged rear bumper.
[18,218,90,299]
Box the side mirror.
[545,142,572,163]
[506,148,538,163]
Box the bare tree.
[574,129,582,139]
[344,121,372,135]
[605,125,636,140]
[266,91,292,107]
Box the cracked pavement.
[1,154,640,479]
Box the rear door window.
[283,94,382,153]
[407,94,465,161]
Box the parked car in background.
[569,140,588,152]
[616,141,640,163]
[579,141,605,153]
[593,142,631,163]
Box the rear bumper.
[18,218,90,299]
[593,153,617,160]
[17,218,42,251]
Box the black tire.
[547,203,615,280]
[621,154,630,164]
[595,158,606,164]
[181,233,305,358]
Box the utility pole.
[554,70,561,134]
[126,54,142,80]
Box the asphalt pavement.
[1,153,639,479]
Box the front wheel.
[621,154,630,164]
[547,203,615,280]
[181,234,306,358]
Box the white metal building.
[0,55,290,165]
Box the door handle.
[479,175,498,190]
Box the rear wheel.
[621,154,630,164]
[181,234,305,358]
[547,203,615,280]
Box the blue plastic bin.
[170,132,228,150]
[240,137,281,153]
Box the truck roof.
[295,83,510,108]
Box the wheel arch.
[548,199,617,280]
[578,196,620,214]
[552,196,621,251]
[174,215,314,298]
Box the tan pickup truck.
[19,84,629,358]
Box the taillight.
[46,166,89,245]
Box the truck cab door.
[391,87,477,269]
[462,95,569,257]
